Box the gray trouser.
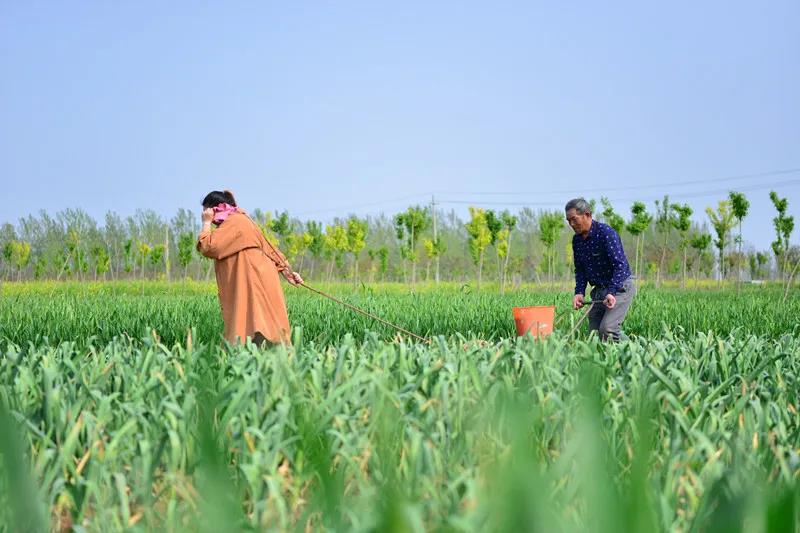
[588,277,636,341]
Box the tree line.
[1,191,797,290]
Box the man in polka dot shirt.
[566,198,636,341]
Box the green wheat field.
[1,281,799,532]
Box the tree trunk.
[681,247,687,290]
[737,220,742,294]
[783,257,800,303]
[657,232,668,288]
[693,258,699,289]
[477,252,484,290]
[165,227,171,283]
[502,238,512,295]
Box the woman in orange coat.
[196,190,303,347]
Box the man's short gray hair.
[565,198,591,214]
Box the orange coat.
[196,211,292,345]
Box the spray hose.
[299,282,431,344]
[300,282,611,343]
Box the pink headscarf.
[212,203,240,226]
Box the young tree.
[654,195,675,287]
[104,211,128,281]
[90,245,110,281]
[496,211,518,293]
[670,203,693,289]
[748,251,769,280]
[626,202,652,282]
[1,240,12,281]
[5,241,31,281]
[705,200,735,286]
[305,221,325,281]
[270,211,292,247]
[769,191,795,280]
[376,246,389,282]
[422,237,446,283]
[728,191,750,289]
[323,223,348,281]
[150,244,166,279]
[285,232,313,273]
[123,238,135,278]
[465,207,492,289]
[600,197,625,234]
[177,233,195,279]
[252,210,279,246]
[394,206,430,286]
[346,216,368,284]
[138,241,152,280]
[62,229,89,281]
[689,232,712,285]
[538,211,564,283]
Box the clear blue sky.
[1,1,798,250]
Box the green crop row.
[0,282,798,347]
[1,330,799,531]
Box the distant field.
[0,281,797,347]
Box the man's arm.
[573,240,588,296]
[603,228,629,295]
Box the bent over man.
[566,198,636,341]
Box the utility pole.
[165,226,171,282]
[432,195,439,284]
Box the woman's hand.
[202,208,214,225]
[282,270,304,286]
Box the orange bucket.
[512,306,556,338]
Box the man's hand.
[603,294,616,309]
[573,294,585,310]
[282,270,304,286]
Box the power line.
[430,167,800,197]
[294,192,431,217]
[291,167,800,218]
[436,178,800,207]
[619,178,800,202]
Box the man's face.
[566,209,592,234]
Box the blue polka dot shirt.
[572,220,632,296]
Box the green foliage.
[394,206,430,285]
[729,190,751,223]
[0,300,798,530]
[706,200,736,281]
[769,191,795,275]
[538,211,563,282]
[600,197,625,234]
[670,203,693,236]
[323,224,348,273]
[90,245,110,278]
[465,207,492,289]
[3,240,31,278]
[270,210,292,242]
[626,202,652,237]
[177,232,195,276]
